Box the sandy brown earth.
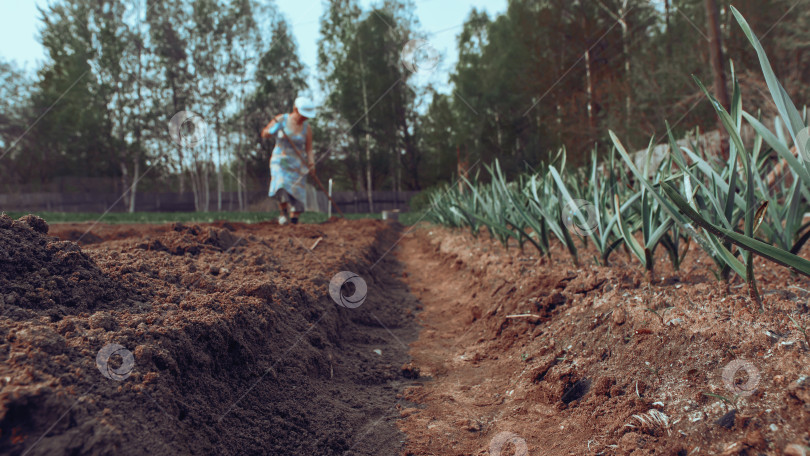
[396,225,810,456]
[1,214,420,455]
[2,214,810,456]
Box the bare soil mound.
[0,214,133,316]
[1,216,419,456]
[397,225,810,455]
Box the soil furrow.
[396,224,810,456]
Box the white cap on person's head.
[294,96,317,119]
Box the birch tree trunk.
[203,142,210,212]
[216,116,222,212]
[243,163,248,211]
[190,163,199,211]
[494,112,503,152]
[178,155,185,194]
[120,162,130,211]
[585,49,594,133]
[620,4,630,129]
[236,161,243,211]
[665,0,672,57]
[128,159,139,213]
[358,44,374,213]
[130,28,143,214]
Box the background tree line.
[0,0,305,211]
[417,0,810,185]
[2,0,810,211]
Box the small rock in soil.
[743,430,766,450]
[788,379,810,404]
[89,311,116,331]
[613,307,626,325]
[716,409,737,429]
[454,418,481,433]
[784,443,808,456]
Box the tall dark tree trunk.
[705,0,730,158]
[705,0,729,108]
[595,0,630,133]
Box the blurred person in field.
[261,96,317,225]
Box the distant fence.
[0,190,419,214]
[330,191,418,214]
[0,191,251,213]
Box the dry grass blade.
[623,409,671,436]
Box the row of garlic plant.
[426,8,810,311]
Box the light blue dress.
[268,113,310,209]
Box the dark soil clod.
[17,214,49,234]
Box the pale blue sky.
[0,0,507,94]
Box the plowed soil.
[2,214,810,456]
[1,214,420,455]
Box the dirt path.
[395,225,581,455]
[395,224,810,456]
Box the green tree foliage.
[4,0,810,204]
[0,60,36,190]
[416,0,810,188]
[31,0,116,183]
[317,0,420,199]
[0,0,297,207]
